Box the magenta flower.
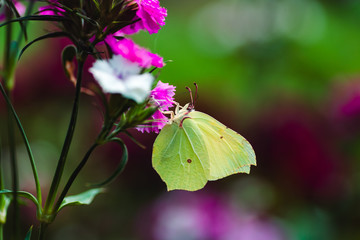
[118,0,167,35]
[0,1,25,21]
[38,1,64,16]
[106,35,164,68]
[38,6,64,16]
[137,80,176,133]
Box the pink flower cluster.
[39,0,167,68]
[137,80,176,133]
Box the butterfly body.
[152,105,256,191]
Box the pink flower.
[105,35,164,68]
[137,80,176,133]
[118,0,167,35]
[150,80,176,111]
[0,1,25,21]
[38,1,64,16]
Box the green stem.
[16,0,36,44]
[6,95,19,240]
[0,141,4,240]
[0,224,3,240]
[53,143,99,213]
[38,222,47,240]
[43,52,87,215]
[3,6,19,239]
[0,83,42,207]
[4,7,12,75]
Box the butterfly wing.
[152,122,210,191]
[188,111,256,180]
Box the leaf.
[0,195,11,224]
[5,0,28,41]
[88,138,128,187]
[19,32,73,61]
[58,188,104,212]
[0,190,39,208]
[0,15,70,28]
[24,226,33,240]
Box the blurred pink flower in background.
[136,191,288,240]
[106,35,165,68]
[252,99,345,201]
[328,78,360,136]
[119,0,167,35]
[0,0,25,21]
[38,3,64,16]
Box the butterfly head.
[169,83,198,126]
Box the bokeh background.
[1,0,360,239]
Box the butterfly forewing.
[152,122,210,191]
[188,111,256,180]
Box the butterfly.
[152,85,256,191]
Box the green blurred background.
[2,0,360,239]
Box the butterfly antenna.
[185,86,194,110]
[193,82,198,105]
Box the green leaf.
[5,0,28,41]
[4,40,19,90]
[0,15,70,28]
[0,195,11,224]
[24,226,33,240]
[0,190,39,208]
[58,188,104,212]
[88,138,128,187]
[19,32,74,61]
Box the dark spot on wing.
[187,159,192,163]
[220,136,224,139]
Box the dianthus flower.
[137,80,176,133]
[0,0,25,21]
[89,55,154,103]
[38,2,64,16]
[118,0,167,35]
[106,35,164,68]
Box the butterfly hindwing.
[152,122,210,191]
[187,111,256,180]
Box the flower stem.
[43,52,88,218]
[3,6,19,239]
[0,142,4,240]
[53,143,99,213]
[6,96,19,240]
[0,224,3,240]
[0,83,42,207]
[38,222,47,240]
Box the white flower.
[89,55,154,103]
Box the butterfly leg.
[161,110,174,123]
